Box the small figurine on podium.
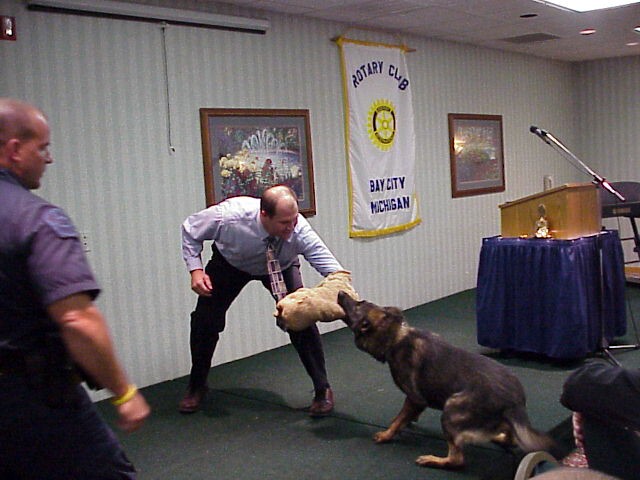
[534,204,551,238]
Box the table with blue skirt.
[476,230,626,359]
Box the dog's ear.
[384,306,405,323]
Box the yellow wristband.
[111,384,137,406]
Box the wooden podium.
[499,183,601,239]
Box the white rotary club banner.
[337,37,420,237]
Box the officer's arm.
[47,292,150,432]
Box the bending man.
[180,185,343,416]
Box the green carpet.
[97,287,640,479]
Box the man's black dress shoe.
[178,386,209,414]
[309,387,334,417]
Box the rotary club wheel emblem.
[367,99,396,151]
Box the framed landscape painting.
[200,108,316,215]
[448,113,505,198]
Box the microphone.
[529,125,548,138]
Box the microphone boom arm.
[531,127,625,202]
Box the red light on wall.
[1,16,16,41]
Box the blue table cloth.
[476,230,626,359]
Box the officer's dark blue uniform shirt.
[0,168,100,353]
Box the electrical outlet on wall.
[80,232,91,253]
[1,16,16,41]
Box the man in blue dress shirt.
[180,185,343,416]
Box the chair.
[514,451,621,479]
[514,451,559,480]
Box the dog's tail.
[508,407,562,459]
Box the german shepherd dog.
[337,292,557,469]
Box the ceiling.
[217,0,640,62]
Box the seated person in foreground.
[560,360,640,480]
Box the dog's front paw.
[415,454,464,469]
[373,430,394,443]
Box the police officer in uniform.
[0,98,150,479]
